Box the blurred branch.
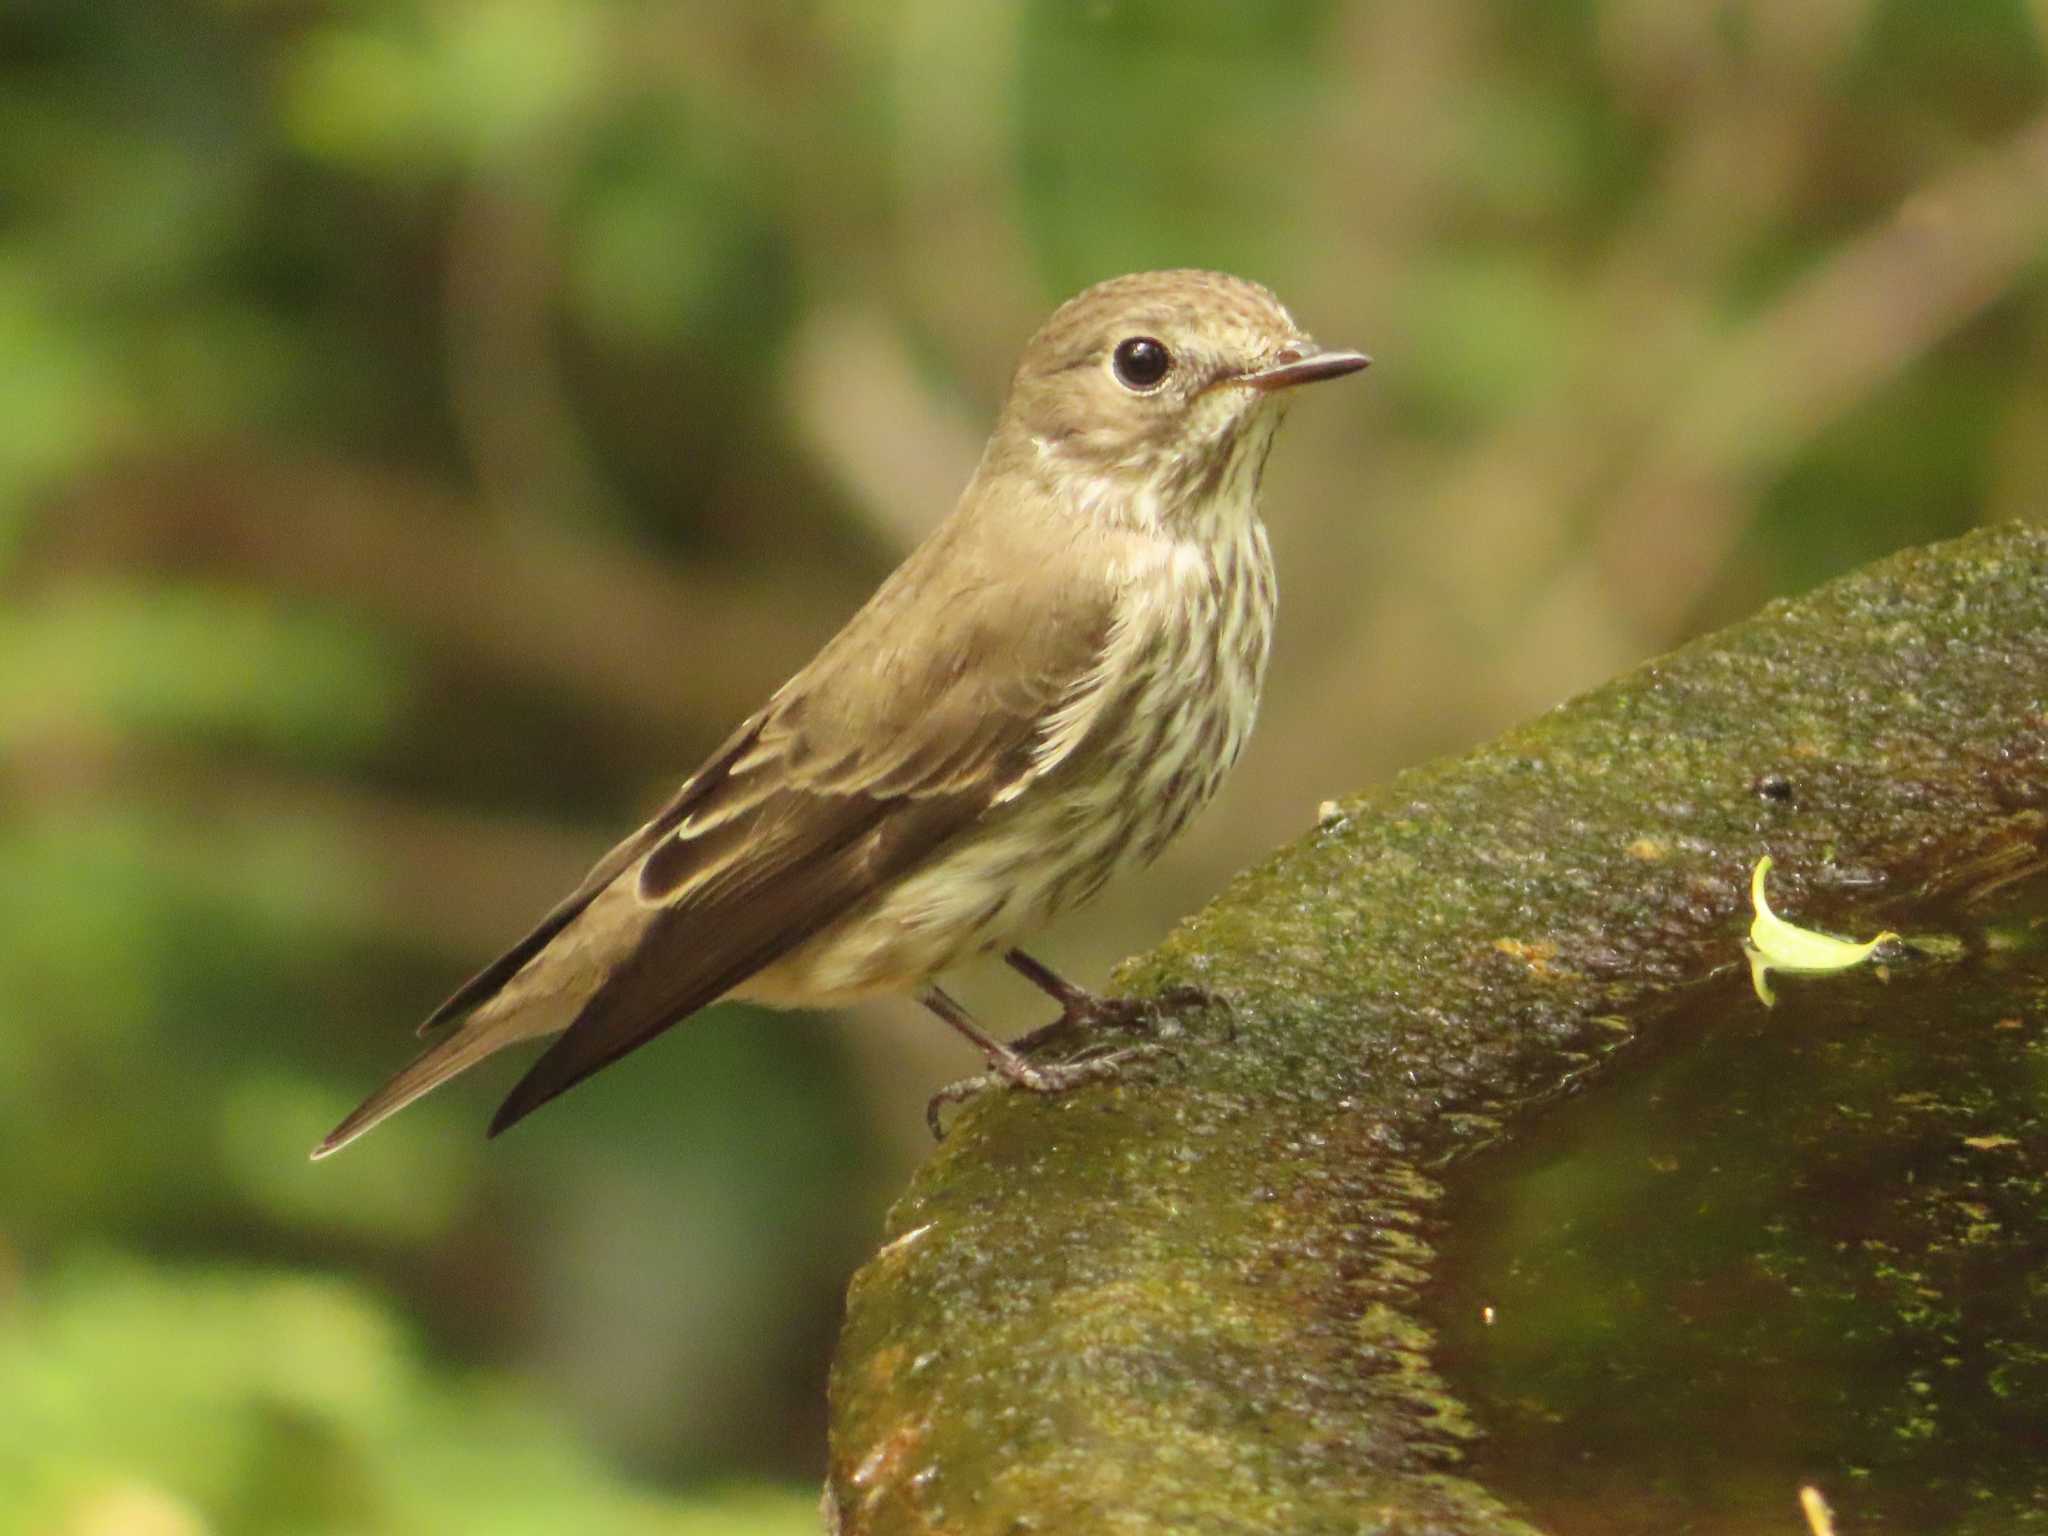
[1401,10,1853,648]
[784,304,984,552]
[1294,66,2048,791]
[1590,106,2048,629]
[445,157,623,535]
[5,732,602,960]
[781,4,1040,555]
[185,759,603,958]
[38,453,859,733]
[884,0,1042,391]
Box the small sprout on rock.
[1744,855,1899,1007]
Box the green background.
[4,0,2045,1529]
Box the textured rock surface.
[826,525,2048,1535]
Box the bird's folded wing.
[412,714,774,1037]
[484,517,1132,1132]
[486,787,972,1135]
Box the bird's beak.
[1240,343,1372,392]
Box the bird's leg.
[922,985,1046,1083]
[922,985,1160,1139]
[1002,948,1098,1014]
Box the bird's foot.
[925,1043,1168,1140]
[919,964,1218,1138]
[1001,948,1212,1051]
[998,989,1200,1058]
[1076,982,1212,1031]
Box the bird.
[313,269,1368,1158]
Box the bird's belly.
[736,815,1065,1008]
[736,793,1148,1008]
[741,606,1270,1009]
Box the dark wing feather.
[414,714,771,1035]
[486,792,974,1135]
[478,495,1133,1135]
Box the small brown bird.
[314,269,1367,1157]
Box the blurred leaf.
[0,582,407,763]
[1017,1,1337,287]
[436,0,606,162]
[1849,0,2048,139]
[506,1008,882,1470]
[281,0,605,174]
[0,806,375,1239]
[563,114,785,350]
[1449,80,1626,230]
[1754,325,2015,591]
[0,1261,821,1535]
[0,260,133,498]
[1390,249,1578,429]
[279,24,450,175]
[219,1072,478,1244]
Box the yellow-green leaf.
[1745,856,1899,1008]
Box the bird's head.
[995,269,1369,532]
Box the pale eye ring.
[1111,335,1172,391]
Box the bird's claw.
[1001,983,1210,1056]
[925,1043,1168,1140]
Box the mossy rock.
[828,525,2048,1535]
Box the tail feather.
[317,870,655,1156]
[311,1025,513,1160]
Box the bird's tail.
[310,1023,511,1160]
[312,875,643,1158]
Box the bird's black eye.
[1111,336,1171,391]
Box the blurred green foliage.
[2,0,2044,1528]
[4,1261,816,1535]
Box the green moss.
[828,526,2048,1533]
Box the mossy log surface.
[825,525,2048,1535]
